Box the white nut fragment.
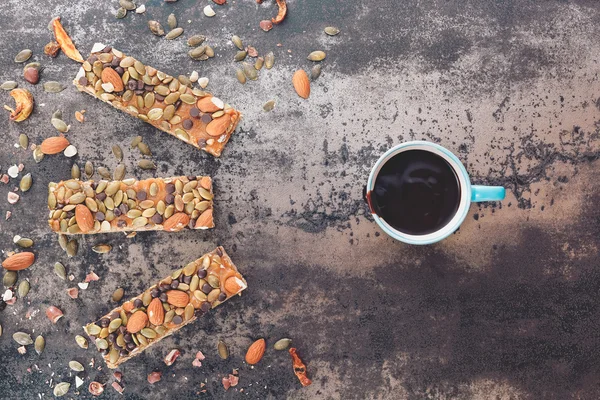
[135,4,146,13]
[64,145,77,158]
[91,43,106,53]
[78,282,89,290]
[189,70,199,82]
[101,82,114,93]
[75,376,84,388]
[7,192,19,204]
[203,5,215,17]
[210,97,224,109]
[198,77,209,88]
[7,165,19,178]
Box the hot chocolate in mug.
[364,141,506,245]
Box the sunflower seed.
[203,5,215,17]
[265,51,274,69]
[13,332,33,345]
[19,173,32,192]
[71,163,81,179]
[231,35,243,50]
[53,382,70,397]
[187,35,206,47]
[92,244,112,254]
[307,51,326,61]
[14,49,32,63]
[324,26,340,36]
[116,7,127,19]
[3,271,17,287]
[112,145,123,161]
[75,335,88,349]
[167,13,177,29]
[114,164,126,181]
[35,335,45,354]
[263,100,275,112]
[310,64,322,81]
[43,81,65,93]
[236,69,246,84]
[119,0,136,10]
[138,142,152,156]
[17,280,29,297]
[242,62,258,80]
[138,160,157,170]
[54,262,67,280]
[148,20,165,36]
[166,27,184,40]
[69,360,84,372]
[1,81,18,90]
[51,118,69,132]
[218,339,229,359]
[234,51,247,62]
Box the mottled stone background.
[1,0,600,399]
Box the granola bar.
[48,176,214,234]
[84,247,247,368]
[73,43,241,157]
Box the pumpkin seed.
[164,92,180,105]
[58,234,68,251]
[141,328,157,338]
[263,100,275,112]
[109,348,120,364]
[97,167,111,179]
[166,27,184,40]
[35,335,45,354]
[236,69,246,84]
[17,280,29,297]
[105,181,121,196]
[189,46,206,60]
[13,332,33,345]
[148,20,165,36]
[71,163,81,179]
[138,142,152,156]
[180,93,196,104]
[232,35,243,50]
[207,275,220,288]
[14,49,32,63]
[255,57,264,70]
[120,0,136,10]
[18,133,28,149]
[1,81,18,90]
[108,318,122,333]
[51,118,69,133]
[114,164,126,181]
[54,262,67,280]
[19,173,32,192]
[53,382,70,397]
[111,288,124,302]
[132,216,148,227]
[112,144,123,161]
[167,13,177,29]
[307,51,326,61]
[274,338,292,350]
[234,51,247,62]
[75,335,88,349]
[265,52,274,69]
[69,192,86,204]
[84,161,94,177]
[3,271,17,287]
[310,64,322,81]
[242,62,258,80]
[218,339,229,359]
[96,338,109,350]
[86,324,102,336]
[92,244,112,254]
[116,7,127,18]
[43,81,65,93]
[69,360,84,372]
[33,147,44,163]
[184,303,194,320]
[187,35,206,47]
[66,239,78,257]
[324,26,340,36]
[131,135,143,148]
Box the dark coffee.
[370,150,461,235]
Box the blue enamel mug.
[365,141,506,245]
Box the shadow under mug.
[364,141,506,245]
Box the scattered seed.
[187,35,206,47]
[167,13,177,29]
[53,382,70,397]
[307,50,326,61]
[198,77,209,88]
[54,262,67,280]
[136,4,146,13]
[189,46,207,60]
[92,244,112,254]
[231,35,243,50]
[274,338,292,350]
[69,360,84,372]
[71,163,80,179]
[33,148,44,163]
[166,27,184,40]
[203,5,215,17]
[120,0,136,10]
[17,280,30,297]
[75,110,85,123]
[260,19,273,32]
[112,287,124,302]
[138,142,152,156]
[0,325,2,337]
[84,161,94,178]
[236,69,246,84]
[35,335,45,355]
[19,173,32,192]
[265,51,274,69]
[97,167,111,179]
[114,164,126,181]
[255,57,264,70]
[75,335,88,349]
[218,339,229,359]
[51,118,69,133]
[14,49,32,63]
[112,144,123,161]
[234,51,247,62]
[148,21,165,36]
[3,271,17,287]
[310,64,322,81]
[43,81,65,93]
[64,145,77,158]
[242,62,258,80]
[66,239,78,257]
[138,159,157,170]
[116,7,127,19]
[263,100,275,112]
[13,332,33,345]
[324,26,340,36]
[1,81,18,91]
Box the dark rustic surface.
[1,0,600,399]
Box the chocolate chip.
[165,194,174,204]
[159,292,168,302]
[96,192,107,201]
[151,288,160,298]
[201,283,212,294]
[119,203,129,214]
[137,80,144,90]
[87,55,98,64]
[110,311,120,320]
[117,220,127,228]
[218,292,227,301]
[189,107,200,118]
[78,76,88,86]
[182,275,192,284]
[96,211,105,221]
[201,302,211,312]
[120,349,129,356]
[201,114,212,124]
[137,190,147,200]
[151,213,163,224]
[99,318,110,328]
[155,94,165,102]
[172,316,183,325]
[115,66,124,76]
[102,45,112,53]
[144,85,154,92]
[113,207,122,217]
[133,299,143,308]
[127,80,137,90]
[170,280,179,289]
[165,183,175,193]
[108,333,116,343]
[111,57,121,67]
[182,119,193,130]
[126,342,136,350]
[134,89,145,95]
[197,269,207,279]
[124,333,133,343]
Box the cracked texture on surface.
[0,0,600,399]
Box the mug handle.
[471,185,506,202]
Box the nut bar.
[73,43,241,157]
[48,176,214,234]
[84,247,247,368]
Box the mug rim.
[366,141,472,245]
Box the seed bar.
[48,176,215,235]
[84,247,247,368]
[73,43,241,157]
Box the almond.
[194,209,214,229]
[245,338,266,365]
[147,298,165,325]
[163,212,190,232]
[2,252,35,271]
[75,204,94,233]
[126,310,148,333]
[224,276,245,295]
[166,290,189,307]
[206,114,231,137]
[101,67,124,92]
[196,96,221,113]
[199,176,212,190]
[46,305,64,323]
[292,70,310,99]
[40,136,70,155]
